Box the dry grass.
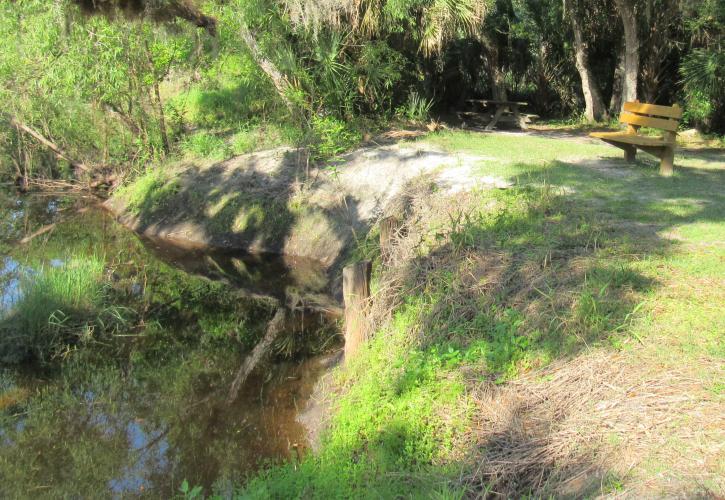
[360,178,724,498]
[463,347,723,498]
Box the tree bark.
[609,43,625,114]
[144,40,170,155]
[479,34,508,100]
[152,80,170,154]
[615,0,639,107]
[566,0,608,121]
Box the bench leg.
[659,146,674,176]
[624,145,636,162]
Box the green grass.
[181,131,233,160]
[0,257,108,363]
[240,131,724,498]
[244,301,469,498]
[113,168,180,216]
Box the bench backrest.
[620,101,682,138]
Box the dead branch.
[19,223,56,244]
[227,306,288,404]
[6,115,90,174]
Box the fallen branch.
[19,223,56,244]
[227,306,287,404]
[6,115,90,173]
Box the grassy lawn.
[241,131,723,498]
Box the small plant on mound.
[308,115,361,166]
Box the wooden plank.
[619,111,680,132]
[590,131,668,146]
[623,101,683,119]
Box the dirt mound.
[106,142,508,270]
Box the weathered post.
[343,261,372,363]
[379,216,400,263]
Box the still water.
[0,192,340,497]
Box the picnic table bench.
[590,101,682,176]
[466,99,529,131]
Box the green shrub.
[309,115,361,163]
[681,48,725,132]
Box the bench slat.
[624,101,683,119]
[590,131,671,147]
[619,111,679,132]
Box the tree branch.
[5,114,91,173]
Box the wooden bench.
[590,101,682,176]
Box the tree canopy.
[0,0,722,182]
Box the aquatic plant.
[0,257,131,363]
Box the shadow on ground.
[250,146,724,497]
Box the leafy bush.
[681,49,725,132]
[308,115,361,163]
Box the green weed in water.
[0,257,126,363]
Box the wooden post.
[379,216,400,263]
[660,129,677,177]
[624,145,637,162]
[343,261,371,363]
[660,145,675,176]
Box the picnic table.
[466,99,529,131]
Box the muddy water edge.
[0,191,342,497]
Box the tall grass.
[0,257,120,363]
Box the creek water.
[0,191,340,497]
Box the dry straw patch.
[360,180,722,498]
[464,349,724,498]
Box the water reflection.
[0,257,21,313]
[0,192,340,497]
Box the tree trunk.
[143,40,170,155]
[240,25,299,117]
[479,34,508,100]
[567,1,608,121]
[152,80,170,154]
[102,101,142,136]
[609,44,625,114]
[615,0,639,107]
